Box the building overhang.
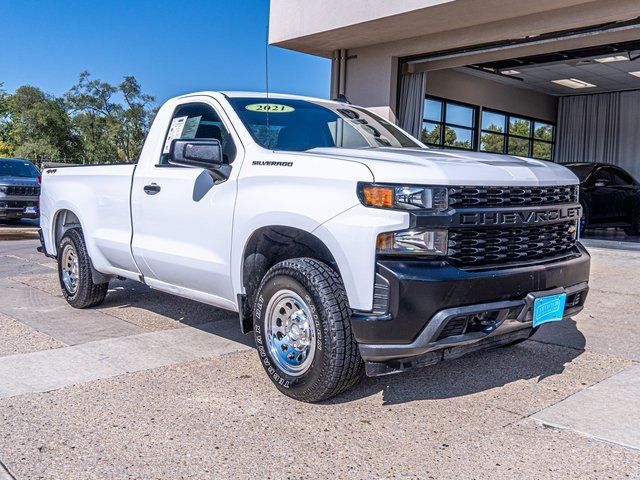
[269,0,640,58]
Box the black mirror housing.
[169,139,230,181]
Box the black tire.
[623,203,640,236]
[57,228,108,308]
[253,258,363,402]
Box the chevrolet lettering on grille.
[459,205,582,227]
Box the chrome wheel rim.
[265,289,316,376]
[61,244,79,294]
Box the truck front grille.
[448,185,578,208]
[5,186,40,196]
[448,221,578,267]
[0,200,38,209]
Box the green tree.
[421,124,471,149]
[0,83,14,157]
[118,76,155,161]
[480,123,505,154]
[443,126,471,149]
[7,85,82,164]
[507,118,531,156]
[421,124,441,145]
[65,71,155,163]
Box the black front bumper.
[353,243,590,363]
[0,198,39,219]
[0,209,39,219]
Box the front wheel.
[57,228,108,308]
[253,258,363,402]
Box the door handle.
[144,183,161,195]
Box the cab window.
[590,167,612,186]
[159,102,234,165]
[610,167,636,186]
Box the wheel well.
[240,226,339,333]
[53,209,82,254]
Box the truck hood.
[309,147,578,186]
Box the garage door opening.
[398,30,640,245]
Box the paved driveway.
[0,238,638,479]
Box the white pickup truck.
[39,92,590,402]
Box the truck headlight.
[0,186,7,194]
[358,183,448,211]
[376,229,448,256]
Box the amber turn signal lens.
[362,185,394,208]
[376,232,395,250]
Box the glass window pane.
[424,99,442,122]
[481,132,505,153]
[482,111,506,133]
[509,117,531,137]
[534,122,554,141]
[445,103,474,127]
[591,167,612,185]
[533,141,552,160]
[610,168,634,186]
[160,103,227,164]
[421,122,442,145]
[508,137,531,156]
[444,126,473,149]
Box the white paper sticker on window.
[163,116,188,154]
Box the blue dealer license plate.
[533,293,567,327]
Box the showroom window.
[422,97,477,150]
[480,109,555,160]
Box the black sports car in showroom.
[565,163,640,236]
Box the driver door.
[588,167,615,224]
[130,97,242,308]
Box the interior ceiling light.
[501,70,520,75]
[629,71,640,78]
[594,55,628,63]
[551,78,596,89]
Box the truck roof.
[176,90,344,106]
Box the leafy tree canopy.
[0,72,155,166]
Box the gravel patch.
[0,313,64,357]
[0,341,636,480]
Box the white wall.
[320,0,640,119]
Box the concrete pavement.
[0,238,638,479]
[533,364,640,450]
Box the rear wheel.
[253,258,363,402]
[57,228,108,308]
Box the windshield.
[228,97,422,151]
[564,164,595,181]
[0,159,40,178]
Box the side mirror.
[169,139,231,181]
[594,179,609,188]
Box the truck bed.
[40,163,138,276]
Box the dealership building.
[269,0,640,179]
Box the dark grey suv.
[0,158,41,222]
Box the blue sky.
[1,0,330,103]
